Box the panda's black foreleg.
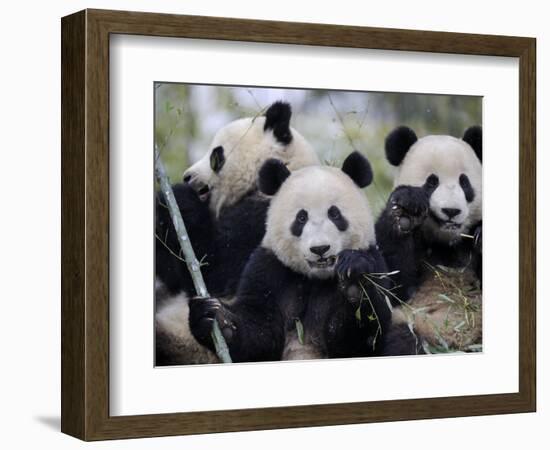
[326,247,392,357]
[155,183,216,296]
[471,221,482,286]
[188,247,288,362]
[381,322,425,356]
[386,185,430,234]
[375,185,429,303]
[188,296,286,363]
[188,296,236,352]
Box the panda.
[188,152,392,362]
[375,125,483,355]
[155,101,320,365]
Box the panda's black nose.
[310,245,330,257]
[442,208,461,219]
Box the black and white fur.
[155,101,320,365]
[189,152,392,362]
[376,126,483,355]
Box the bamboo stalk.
[154,147,232,363]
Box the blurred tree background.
[155,83,481,215]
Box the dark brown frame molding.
[61,9,536,441]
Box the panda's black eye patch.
[459,173,475,202]
[425,173,439,191]
[291,209,308,237]
[328,205,349,231]
[210,146,225,173]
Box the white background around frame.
[110,35,518,416]
[1,1,548,449]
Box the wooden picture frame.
[61,9,536,441]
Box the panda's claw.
[336,249,377,282]
[388,185,429,234]
[189,296,237,351]
[189,297,224,347]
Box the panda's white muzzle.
[429,184,469,230]
[183,169,211,202]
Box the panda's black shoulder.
[218,192,269,230]
[208,193,271,294]
[157,182,212,231]
[237,246,293,297]
[155,183,215,295]
[243,246,288,277]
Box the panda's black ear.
[385,126,418,166]
[463,126,482,162]
[264,101,293,145]
[341,151,373,188]
[258,158,291,195]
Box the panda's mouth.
[184,176,211,202]
[307,256,337,269]
[429,211,462,231]
[441,222,461,231]
[197,185,211,202]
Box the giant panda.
[375,125,483,355]
[155,101,320,365]
[188,152,392,362]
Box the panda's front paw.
[189,297,236,350]
[336,249,378,307]
[388,185,429,234]
[473,225,482,253]
[336,249,378,281]
[169,183,211,229]
[173,182,207,213]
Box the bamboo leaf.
[295,319,305,345]
[384,295,394,313]
[438,293,455,303]
[454,321,466,332]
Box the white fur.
[395,135,482,242]
[155,292,219,365]
[156,292,193,344]
[263,165,376,278]
[184,116,319,216]
[282,331,323,360]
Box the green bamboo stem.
[155,147,232,363]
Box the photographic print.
[61,11,535,439]
[154,83,482,366]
